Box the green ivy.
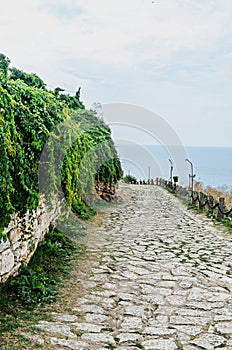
[0,55,122,239]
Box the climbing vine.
[0,54,122,239]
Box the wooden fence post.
[192,191,197,205]
[217,197,225,220]
[198,192,205,211]
[208,196,214,215]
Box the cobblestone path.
[25,185,232,349]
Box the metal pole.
[185,159,195,193]
[148,165,150,181]
[168,159,173,184]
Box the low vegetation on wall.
[0,53,122,241]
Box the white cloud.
[0,1,229,69]
[0,0,231,146]
[2,0,231,68]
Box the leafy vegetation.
[123,174,137,184]
[1,228,78,306]
[0,53,122,239]
[0,228,84,348]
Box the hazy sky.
[1,0,231,147]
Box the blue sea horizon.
[119,145,232,189]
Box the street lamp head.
[185,158,193,166]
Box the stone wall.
[0,196,62,283]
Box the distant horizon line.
[116,143,232,148]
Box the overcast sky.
[1,0,232,147]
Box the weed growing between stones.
[0,227,85,348]
[219,218,232,235]
[133,343,145,349]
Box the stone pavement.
[24,185,232,349]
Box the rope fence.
[155,178,232,221]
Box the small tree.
[0,53,10,77]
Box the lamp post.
[185,159,195,193]
[148,165,151,181]
[168,159,173,185]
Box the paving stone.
[166,294,187,306]
[153,287,173,296]
[142,294,165,305]
[159,280,176,288]
[120,316,143,330]
[121,270,138,280]
[124,305,147,318]
[142,338,178,350]
[102,282,118,290]
[118,293,138,301]
[214,313,232,321]
[22,185,232,349]
[162,274,178,281]
[35,321,77,338]
[179,278,197,289]
[176,308,210,317]
[190,334,227,349]
[84,313,109,324]
[215,322,232,334]
[81,332,116,344]
[219,275,232,285]
[155,315,169,323]
[50,337,88,349]
[178,332,191,343]
[71,323,102,333]
[90,274,109,282]
[143,326,176,336]
[173,325,202,336]
[138,273,162,282]
[77,304,105,314]
[155,305,174,315]
[89,296,116,309]
[141,284,159,295]
[170,315,211,326]
[188,287,212,301]
[186,301,224,310]
[171,266,190,276]
[117,332,142,343]
[91,290,117,298]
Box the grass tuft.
[0,227,85,349]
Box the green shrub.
[0,54,122,239]
[2,228,78,306]
[123,175,137,184]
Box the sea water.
[185,146,232,189]
[120,145,232,189]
